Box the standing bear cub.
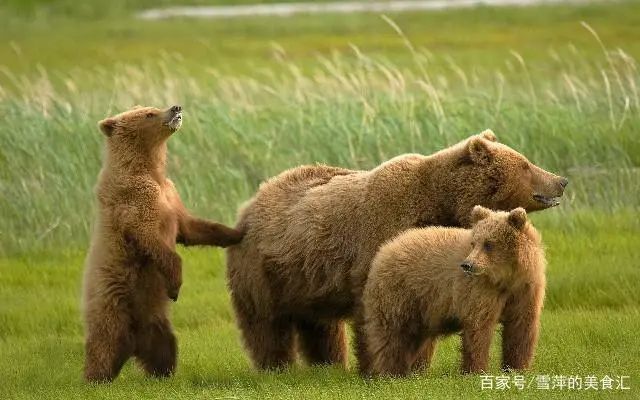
[83,105,243,382]
[363,206,546,377]
[227,130,566,372]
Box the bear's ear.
[480,129,498,142]
[98,118,117,137]
[508,207,527,230]
[468,136,494,165]
[471,205,492,224]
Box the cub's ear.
[98,118,117,137]
[132,105,143,110]
[468,136,494,164]
[480,129,498,142]
[471,205,492,224]
[508,207,527,230]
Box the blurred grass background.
[0,1,638,398]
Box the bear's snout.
[165,106,183,132]
[559,177,569,190]
[460,261,474,274]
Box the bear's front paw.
[164,253,183,302]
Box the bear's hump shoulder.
[372,153,425,171]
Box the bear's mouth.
[463,269,482,277]
[533,194,560,208]
[167,112,183,132]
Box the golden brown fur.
[226,130,565,371]
[82,105,243,382]
[363,206,546,377]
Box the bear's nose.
[559,177,569,189]
[171,105,182,113]
[460,261,473,273]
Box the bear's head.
[460,205,544,289]
[450,130,568,225]
[98,105,183,153]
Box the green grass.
[2,33,639,253]
[0,0,639,398]
[2,2,640,78]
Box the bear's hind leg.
[364,312,424,377]
[295,319,347,367]
[369,336,415,377]
[410,337,437,372]
[228,251,296,370]
[134,318,177,378]
[84,309,134,382]
[237,314,296,370]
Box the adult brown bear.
[226,130,567,372]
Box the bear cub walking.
[83,105,243,382]
[363,206,546,377]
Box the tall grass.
[0,32,638,255]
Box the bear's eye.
[146,112,155,118]
[522,162,530,170]
[483,241,493,252]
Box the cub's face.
[98,105,183,148]
[460,206,530,288]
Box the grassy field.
[0,0,639,398]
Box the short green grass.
[0,1,639,398]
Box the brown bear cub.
[82,105,243,383]
[227,130,566,372]
[363,206,545,377]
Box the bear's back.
[370,227,471,287]
[238,164,364,261]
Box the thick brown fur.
[363,206,546,377]
[226,130,565,371]
[82,105,243,383]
